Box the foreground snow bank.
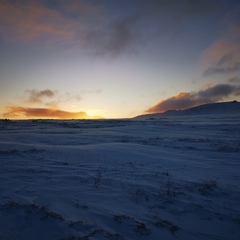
[0,117,240,239]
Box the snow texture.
[0,113,240,239]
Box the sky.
[0,0,240,119]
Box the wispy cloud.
[92,0,222,57]
[202,4,240,77]
[203,53,240,76]
[83,15,140,57]
[138,0,220,20]
[80,89,102,95]
[0,0,79,45]
[20,89,81,108]
[146,83,240,113]
[24,89,56,104]
[0,0,228,56]
[59,0,101,17]
[228,76,240,83]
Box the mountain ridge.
[135,101,240,119]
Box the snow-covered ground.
[0,115,240,240]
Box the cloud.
[228,77,240,83]
[203,51,240,76]
[58,0,102,18]
[1,88,102,119]
[103,15,139,56]
[146,83,240,113]
[0,0,229,56]
[202,4,240,77]
[24,89,56,104]
[82,0,220,57]
[21,89,81,108]
[82,15,140,57]
[95,0,222,57]
[80,89,102,95]
[138,0,220,20]
[0,0,79,45]
[0,0,134,55]
[2,106,101,119]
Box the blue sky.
[0,0,240,119]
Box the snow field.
[0,117,240,239]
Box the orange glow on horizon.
[1,106,103,120]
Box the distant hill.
[135,101,240,119]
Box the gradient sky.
[1,0,240,119]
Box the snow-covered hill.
[136,101,240,119]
